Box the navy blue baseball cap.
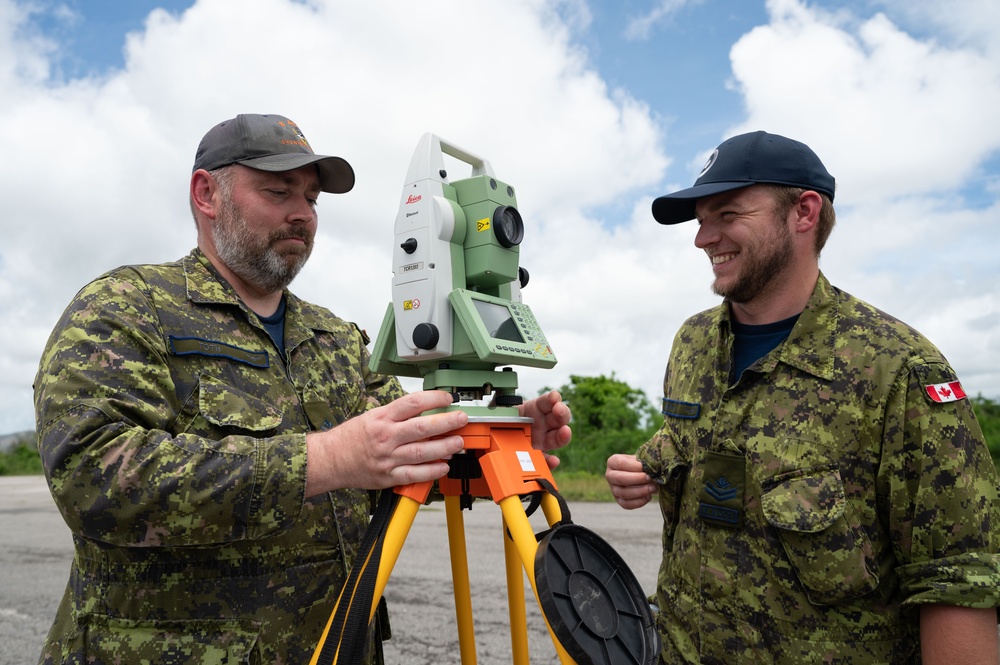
[651,131,835,225]
[193,114,355,194]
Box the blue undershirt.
[258,296,287,357]
[731,313,799,381]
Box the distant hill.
[0,431,36,453]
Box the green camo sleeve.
[881,360,1000,608]
[34,273,308,547]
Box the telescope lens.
[493,206,524,248]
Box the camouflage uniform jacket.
[33,248,404,664]
[637,272,1000,664]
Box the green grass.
[551,470,615,502]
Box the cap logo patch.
[925,381,967,403]
[278,119,310,148]
[698,149,719,178]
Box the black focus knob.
[412,323,439,350]
[400,238,418,254]
[495,394,523,407]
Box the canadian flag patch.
[925,381,967,403]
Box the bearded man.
[34,114,571,664]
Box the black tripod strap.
[314,489,400,665]
[535,477,572,525]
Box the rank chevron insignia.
[705,477,739,501]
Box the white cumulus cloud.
[1,0,998,436]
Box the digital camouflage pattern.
[637,273,1000,664]
[33,249,405,665]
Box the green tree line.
[2,378,1000,478]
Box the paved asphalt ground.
[0,475,663,665]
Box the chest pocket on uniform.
[175,374,283,437]
[760,463,878,605]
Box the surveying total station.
[309,134,659,664]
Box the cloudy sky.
[1,0,998,435]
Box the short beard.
[713,216,793,304]
[212,195,313,294]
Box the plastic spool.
[534,523,660,664]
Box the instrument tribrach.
[310,134,658,664]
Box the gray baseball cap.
[193,114,355,194]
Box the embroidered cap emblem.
[698,149,719,178]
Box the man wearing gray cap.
[33,114,571,664]
[606,131,1000,663]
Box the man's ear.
[792,190,823,234]
[190,169,219,220]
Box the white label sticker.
[516,450,535,472]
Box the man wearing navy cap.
[607,131,1000,663]
[33,114,571,664]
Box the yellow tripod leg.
[498,495,577,664]
[309,493,421,665]
[445,495,478,664]
[372,494,421,620]
[539,492,564,527]
[504,513,530,665]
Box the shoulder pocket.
[761,464,878,604]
